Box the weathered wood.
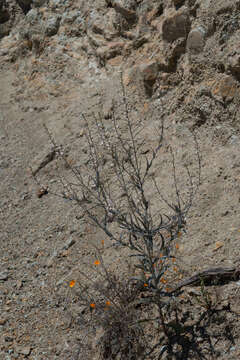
[172,266,240,293]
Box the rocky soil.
[1,0,240,359]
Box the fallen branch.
[173,266,240,293]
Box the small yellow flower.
[69,280,76,288]
[94,259,100,265]
[173,266,178,272]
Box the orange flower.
[106,300,111,306]
[175,243,179,250]
[94,259,100,265]
[159,253,163,258]
[143,283,148,287]
[160,278,167,284]
[69,280,76,288]
[165,287,172,292]
[101,240,104,245]
[90,303,96,309]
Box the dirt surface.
[1,0,240,359]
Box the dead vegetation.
[30,79,240,359]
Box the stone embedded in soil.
[226,53,240,78]
[44,15,61,36]
[62,237,76,250]
[139,61,159,83]
[16,280,23,289]
[210,75,239,102]
[0,271,8,281]
[15,345,31,356]
[162,6,191,42]
[96,41,126,63]
[0,318,7,325]
[112,0,137,22]
[187,26,206,54]
[123,60,159,91]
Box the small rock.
[26,9,39,24]
[162,6,191,42]
[44,15,61,36]
[229,135,239,144]
[0,318,7,325]
[226,53,240,78]
[187,26,206,54]
[47,249,58,267]
[15,345,31,356]
[0,271,8,281]
[16,280,23,290]
[37,186,48,198]
[112,0,137,22]
[96,41,125,63]
[214,0,236,15]
[91,18,105,35]
[185,287,201,296]
[213,241,224,251]
[5,335,13,342]
[61,10,81,25]
[77,129,85,137]
[62,237,76,250]
[211,75,238,102]
[87,31,106,48]
[139,61,159,83]
[11,353,19,359]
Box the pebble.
[15,345,31,356]
[187,26,206,54]
[0,318,7,325]
[0,271,8,281]
[62,237,75,250]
